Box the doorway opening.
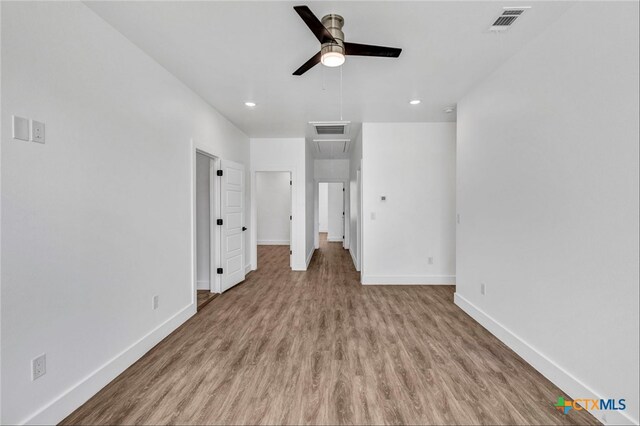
[318,182,345,247]
[255,171,293,269]
[195,150,247,311]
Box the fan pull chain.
[340,66,343,121]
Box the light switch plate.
[12,115,29,141]
[31,120,45,143]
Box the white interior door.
[289,173,293,267]
[220,159,245,292]
[342,183,346,247]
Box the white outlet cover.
[31,120,45,143]
[12,115,29,141]
[32,354,46,381]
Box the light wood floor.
[197,290,217,311]
[62,236,598,425]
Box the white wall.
[327,183,344,242]
[455,3,639,425]
[196,154,211,290]
[0,2,249,424]
[318,183,328,232]
[314,159,349,181]
[361,122,456,285]
[250,138,307,270]
[349,129,363,271]
[304,142,315,267]
[1,2,4,420]
[256,172,290,245]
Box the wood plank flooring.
[62,235,599,425]
[197,290,217,311]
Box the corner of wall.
[22,304,196,425]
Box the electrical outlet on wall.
[32,354,46,381]
[31,120,45,143]
[152,295,159,310]
[480,283,486,296]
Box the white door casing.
[220,159,245,292]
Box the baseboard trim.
[349,248,358,270]
[362,275,455,285]
[257,240,290,245]
[454,293,637,426]
[22,304,196,425]
[306,248,315,269]
[327,237,343,242]
[245,264,252,275]
[196,280,209,290]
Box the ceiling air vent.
[313,139,351,156]
[490,7,530,32]
[310,121,351,136]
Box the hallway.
[63,238,598,425]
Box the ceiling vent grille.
[317,126,345,135]
[490,7,530,31]
[310,121,351,136]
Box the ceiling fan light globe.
[321,52,345,67]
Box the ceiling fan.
[292,5,402,76]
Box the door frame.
[356,166,362,272]
[314,178,349,250]
[194,147,222,298]
[250,169,295,271]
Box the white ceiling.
[87,1,572,141]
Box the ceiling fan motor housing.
[321,14,345,56]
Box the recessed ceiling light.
[244,102,256,107]
[444,106,456,113]
[409,99,421,105]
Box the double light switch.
[12,115,45,144]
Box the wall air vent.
[310,121,351,136]
[490,7,530,31]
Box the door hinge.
[290,250,292,255]
[242,226,247,231]
[216,170,223,176]
[342,188,345,191]
[290,180,292,185]
[290,215,292,220]
[217,268,223,274]
[216,219,223,225]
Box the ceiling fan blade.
[293,51,322,75]
[344,42,402,58]
[293,6,336,44]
